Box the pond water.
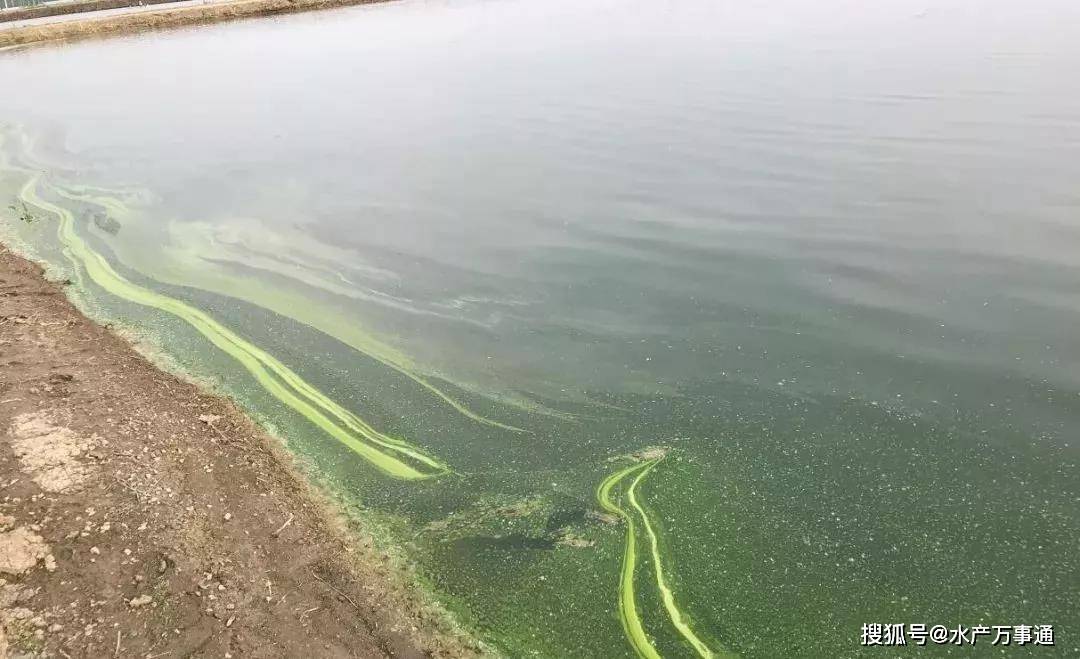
[2,0,1079,656]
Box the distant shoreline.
[0,0,392,49]
[0,0,187,25]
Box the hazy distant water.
[2,0,1079,656]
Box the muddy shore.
[0,244,480,657]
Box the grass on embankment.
[0,0,181,25]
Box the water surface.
[2,0,1078,655]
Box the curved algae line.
[39,177,447,471]
[597,460,663,659]
[201,319,448,473]
[35,176,447,477]
[393,369,530,433]
[47,177,534,435]
[3,129,558,433]
[52,184,132,219]
[19,174,447,480]
[627,461,722,659]
[0,132,501,429]
[4,128,568,433]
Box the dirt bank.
[0,243,479,657]
[0,0,183,25]
[0,0,389,49]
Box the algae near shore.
[2,0,1079,655]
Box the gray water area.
[1,0,1078,656]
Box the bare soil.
[0,244,480,657]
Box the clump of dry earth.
[0,244,481,657]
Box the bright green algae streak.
[44,178,535,437]
[4,133,535,436]
[6,2,1080,652]
[598,457,728,659]
[598,460,662,659]
[14,164,726,656]
[18,174,448,480]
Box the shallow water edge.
[0,242,490,657]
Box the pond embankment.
[0,244,477,657]
[0,0,183,25]
[0,0,389,49]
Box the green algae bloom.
[598,455,730,659]
[19,173,449,481]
